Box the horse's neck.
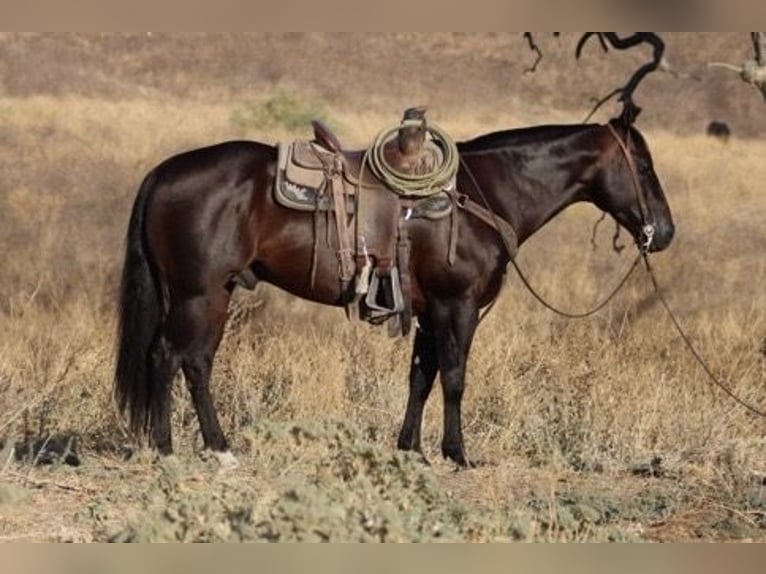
[483,137,599,245]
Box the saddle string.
[590,212,608,250]
[458,156,641,321]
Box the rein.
[459,125,643,321]
[641,255,766,418]
[610,124,766,418]
[510,252,641,319]
[463,122,766,418]
[606,123,655,251]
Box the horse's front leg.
[432,299,479,467]
[397,315,438,456]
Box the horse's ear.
[615,102,642,127]
[607,104,641,137]
[607,117,626,134]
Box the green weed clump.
[230,91,331,133]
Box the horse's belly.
[255,244,347,308]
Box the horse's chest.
[409,251,502,311]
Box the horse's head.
[593,120,674,253]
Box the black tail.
[114,169,162,438]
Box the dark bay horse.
[115,118,674,467]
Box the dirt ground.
[3,420,766,542]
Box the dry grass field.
[0,33,765,542]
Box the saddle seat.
[277,139,452,217]
[310,119,444,186]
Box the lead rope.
[610,122,766,418]
[470,123,766,417]
[642,254,766,418]
[610,124,766,418]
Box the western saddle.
[275,107,515,337]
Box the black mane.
[457,123,599,154]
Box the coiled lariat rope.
[365,121,459,197]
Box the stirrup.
[365,267,404,315]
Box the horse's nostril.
[650,222,675,251]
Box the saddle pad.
[291,140,327,169]
[283,141,326,189]
[287,140,379,189]
[275,143,452,219]
[276,142,347,212]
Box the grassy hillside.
[0,33,765,542]
[1,33,764,136]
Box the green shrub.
[230,91,330,133]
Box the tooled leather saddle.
[275,108,456,337]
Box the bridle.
[467,122,766,418]
[605,122,655,253]
[604,125,766,418]
[458,122,652,320]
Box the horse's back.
[151,140,276,181]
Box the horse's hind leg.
[397,316,438,456]
[151,289,232,457]
[176,291,232,455]
[149,335,182,455]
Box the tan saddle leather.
[275,109,456,336]
[311,114,443,183]
[312,119,344,153]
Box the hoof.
[442,445,473,469]
[211,450,240,471]
[445,451,488,470]
[451,458,479,471]
[154,453,182,473]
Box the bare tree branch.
[575,32,608,58]
[523,33,543,74]
[753,32,764,65]
[583,88,622,123]
[709,62,745,73]
[523,32,560,74]
[523,32,762,126]
[658,56,702,81]
[577,32,666,124]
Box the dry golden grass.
[1,33,765,541]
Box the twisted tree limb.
[576,33,666,123]
[523,32,559,74]
[522,32,667,124]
